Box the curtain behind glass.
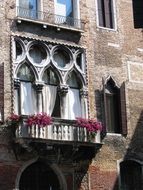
[66,88,81,119]
[42,85,57,115]
[21,82,36,115]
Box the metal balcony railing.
[16,6,84,30]
[16,117,101,143]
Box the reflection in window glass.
[29,45,47,64]
[17,64,35,82]
[55,0,73,17]
[67,72,80,88]
[43,69,58,85]
[16,41,23,60]
[53,49,70,68]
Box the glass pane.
[43,70,58,85]
[29,44,47,64]
[16,41,23,60]
[106,93,120,133]
[17,64,35,82]
[67,72,80,88]
[19,0,37,10]
[55,0,73,17]
[53,49,70,68]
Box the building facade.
[0,0,143,189]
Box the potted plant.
[26,113,52,127]
[76,117,102,142]
[6,114,21,137]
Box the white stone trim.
[127,61,143,84]
[108,43,120,48]
[95,0,117,31]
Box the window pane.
[55,0,73,17]
[19,0,37,10]
[67,72,80,88]
[43,70,58,85]
[106,93,120,133]
[53,49,70,68]
[29,44,47,64]
[17,64,35,82]
[97,0,115,29]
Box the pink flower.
[26,113,52,127]
[76,117,102,132]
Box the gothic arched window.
[66,72,82,119]
[103,77,127,134]
[15,63,37,115]
[42,69,60,117]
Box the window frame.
[103,78,127,135]
[96,0,117,31]
[54,0,80,20]
[16,0,43,18]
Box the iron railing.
[16,117,101,143]
[16,6,84,30]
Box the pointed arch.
[65,69,86,88]
[15,62,37,115]
[103,76,127,135]
[41,65,61,85]
[65,70,83,119]
[42,67,60,117]
[15,61,38,81]
[104,75,119,88]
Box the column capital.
[34,82,44,92]
[58,84,68,96]
[14,79,20,89]
[80,87,88,98]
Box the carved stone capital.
[58,84,68,95]
[34,82,44,92]
[14,79,20,89]
[80,88,88,98]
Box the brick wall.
[0,0,143,190]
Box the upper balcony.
[16,6,84,32]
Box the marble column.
[80,87,88,119]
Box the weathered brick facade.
[0,0,143,189]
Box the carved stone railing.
[16,117,101,143]
[16,6,84,30]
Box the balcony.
[16,117,101,144]
[12,117,102,161]
[16,6,84,32]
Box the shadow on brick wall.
[113,110,143,190]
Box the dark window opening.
[19,162,60,190]
[120,160,142,190]
[106,92,120,133]
[97,0,115,29]
[132,0,143,28]
[52,93,61,117]
[103,79,127,134]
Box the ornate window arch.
[13,36,88,120]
